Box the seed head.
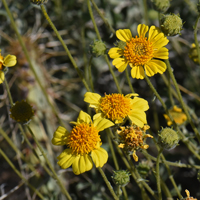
[89,40,107,57]
[112,170,130,187]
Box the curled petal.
[112,58,128,72]
[77,110,92,124]
[148,26,161,42]
[3,55,17,67]
[147,59,167,74]
[0,71,5,84]
[84,92,101,107]
[91,147,108,168]
[116,29,132,42]
[108,47,123,59]
[52,126,69,146]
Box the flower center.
[99,94,132,122]
[123,36,154,66]
[67,123,100,155]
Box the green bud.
[137,161,151,178]
[89,40,107,57]
[151,0,170,13]
[30,0,48,5]
[161,14,183,36]
[112,170,130,187]
[158,128,179,150]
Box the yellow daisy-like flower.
[84,92,149,127]
[117,124,152,162]
[52,111,114,175]
[0,50,17,84]
[108,24,169,79]
[163,105,187,126]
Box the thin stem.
[26,125,72,200]
[40,4,90,92]
[2,0,66,127]
[87,0,101,40]
[4,77,13,106]
[142,0,148,25]
[0,148,45,200]
[97,167,119,200]
[88,56,94,92]
[167,72,174,106]
[125,68,135,93]
[156,149,163,200]
[165,60,200,143]
[194,14,200,65]
[90,0,116,35]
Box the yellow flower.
[163,105,187,126]
[0,50,17,84]
[117,124,152,161]
[108,24,169,79]
[52,111,114,175]
[183,189,197,200]
[84,92,149,127]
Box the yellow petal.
[128,111,147,127]
[116,29,132,42]
[132,150,138,162]
[144,62,158,77]
[52,126,69,146]
[148,26,161,42]
[132,97,149,111]
[151,33,169,49]
[112,58,128,72]
[3,55,17,67]
[91,147,108,168]
[93,117,114,131]
[72,154,93,175]
[0,71,5,84]
[125,93,139,98]
[131,66,145,79]
[108,47,123,59]
[77,110,92,124]
[147,59,167,74]
[84,92,101,108]
[57,149,76,169]
[153,47,169,59]
[137,24,149,38]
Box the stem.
[156,149,163,200]
[167,72,174,106]
[2,0,66,127]
[90,0,116,35]
[88,56,94,92]
[194,14,200,65]
[142,0,148,25]
[40,4,90,92]
[97,167,119,200]
[165,60,200,143]
[4,77,14,106]
[125,68,135,93]
[0,148,45,200]
[26,125,72,200]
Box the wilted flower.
[84,92,149,127]
[52,111,114,175]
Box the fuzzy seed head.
[90,40,107,57]
[112,170,130,186]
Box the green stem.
[2,0,66,127]
[165,60,200,143]
[125,68,135,93]
[40,4,90,92]
[142,0,148,25]
[90,0,116,35]
[156,149,163,200]
[0,148,45,200]
[160,178,173,199]
[4,77,13,106]
[26,125,72,200]
[97,167,119,200]
[88,56,94,92]
[194,14,200,65]
[167,72,174,106]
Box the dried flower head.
[108,24,169,79]
[117,124,152,161]
[163,105,187,126]
[10,100,34,123]
[158,127,179,150]
[161,14,183,36]
[182,189,197,200]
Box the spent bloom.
[163,105,187,126]
[182,189,197,200]
[51,111,114,175]
[0,50,17,84]
[84,92,149,127]
[108,24,169,79]
[117,124,152,162]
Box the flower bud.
[151,0,170,13]
[158,127,179,150]
[30,0,48,5]
[189,43,200,64]
[161,14,183,36]
[10,100,34,124]
[112,170,130,187]
[137,160,152,178]
[89,40,107,57]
